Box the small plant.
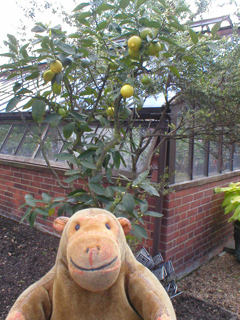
[214,182,240,222]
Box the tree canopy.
[0,0,239,238]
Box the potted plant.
[214,182,240,262]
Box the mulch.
[0,215,238,320]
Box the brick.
[193,192,204,200]
[178,203,190,214]
[181,194,194,204]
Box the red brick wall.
[1,161,239,277]
[158,176,239,276]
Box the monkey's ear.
[118,217,131,235]
[53,216,69,235]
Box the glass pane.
[36,126,63,161]
[0,124,11,148]
[175,139,190,183]
[209,141,218,176]
[193,139,205,178]
[222,144,231,172]
[233,144,240,170]
[0,124,26,155]
[16,124,46,158]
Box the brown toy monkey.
[6,208,176,320]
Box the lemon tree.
[0,0,222,238]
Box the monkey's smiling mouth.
[70,256,118,271]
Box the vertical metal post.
[203,140,209,176]
[152,117,169,256]
[188,135,194,180]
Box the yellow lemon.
[50,60,63,74]
[106,107,114,117]
[127,36,142,52]
[140,28,152,40]
[128,49,140,59]
[120,84,134,98]
[148,42,162,56]
[43,69,55,82]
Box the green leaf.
[78,149,96,159]
[20,44,29,58]
[229,204,240,222]
[139,18,161,28]
[158,0,167,8]
[120,0,130,9]
[43,113,62,124]
[167,65,180,78]
[89,182,106,195]
[136,0,148,9]
[96,3,114,14]
[9,44,18,54]
[32,100,46,122]
[16,88,33,95]
[56,153,76,162]
[28,211,37,227]
[20,207,32,223]
[133,170,149,186]
[7,34,18,46]
[64,174,82,183]
[182,55,197,64]
[0,53,15,58]
[123,193,135,214]
[73,2,90,11]
[42,192,51,203]
[67,188,87,197]
[132,224,148,239]
[35,208,49,216]
[53,196,66,202]
[69,111,86,123]
[56,42,75,54]
[77,18,90,27]
[6,96,21,112]
[211,22,221,36]
[52,81,61,95]
[80,160,96,169]
[98,21,108,31]
[89,174,103,183]
[31,25,46,33]
[64,170,80,176]
[63,122,75,139]
[78,11,92,19]
[175,5,190,13]
[13,82,21,93]
[144,211,163,217]
[113,151,121,169]
[25,71,40,80]
[159,36,179,47]
[140,183,159,196]
[189,28,198,44]
[169,22,184,31]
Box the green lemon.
[140,28,152,40]
[141,75,152,85]
[43,69,55,82]
[148,42,162,56]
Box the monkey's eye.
[75,224,80,231]
[105,223,111,230]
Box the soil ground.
[0,215,239,320]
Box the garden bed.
[0,215,239,320]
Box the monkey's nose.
[86,246,100,254]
